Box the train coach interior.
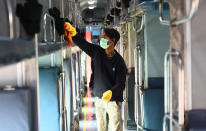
[0,0,206,131]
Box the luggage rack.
[0,0,35,67]
[0,39,68,67]
[0,0,69,67]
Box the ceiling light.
[88,5,95,9]
[88,0,95,5]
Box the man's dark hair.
[104,28,120,46]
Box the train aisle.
[79,86,137,131]
[79,87,97,131]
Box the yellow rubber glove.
[64,22,77,37]
[102,90,112,102]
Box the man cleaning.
[65,22,127,131]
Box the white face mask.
[100,38,109,49]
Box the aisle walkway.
[79,87,137,131]
[79,87,97,131]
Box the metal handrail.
[159,0,170,25]
[75,53,80,102]
[4,0,14,39]
[43,13,56,42]
[137,44,144,129]
[78,51,82,103]
[172,0,199,25]
[138,45,143,90]
[123,74,129,131]
[133,15,145,33]
[164,51,170,115]
[58,72,68,131]
[58,74,63,131]
[163,114,183,131]
[134,46,138,123]
[62,72,68,131]
[134,45,145,129]
[163,50,184,131]
[69,52,75,130]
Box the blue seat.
[39,68,60,131]
[127,68,135,120]
[143,78,164,131]
[188,110,206,131]
[0,88,32,131]
[143,89,164,131]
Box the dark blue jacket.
[73,33,127,102]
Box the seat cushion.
[0,88,32,131]
[188,110,206,131]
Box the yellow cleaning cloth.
[64,22,77,37]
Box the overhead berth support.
[159,0,199,25]
[172,0,199,25]
[158,0,170,25]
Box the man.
[65,23,127,131]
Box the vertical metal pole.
[123,75,129,131]
[62,72,68,131]
[5,0,14,39]
[134,47,138,124]
[163,51,170,131]
[78,52,82,100]
[69,49,74,131]
[185,0,192,111]
[169,52,173,131]
[138,45,144,127]
[176,53,184,126]
[59,75,63,131]
[43,14,47,42]
[75,53,79,109]
[60,0,66,130]
[35,34,40,131]
[164,51,169,114]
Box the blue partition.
[134,2,169,131]
[39,68,59,131]
[127,68,135,120]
